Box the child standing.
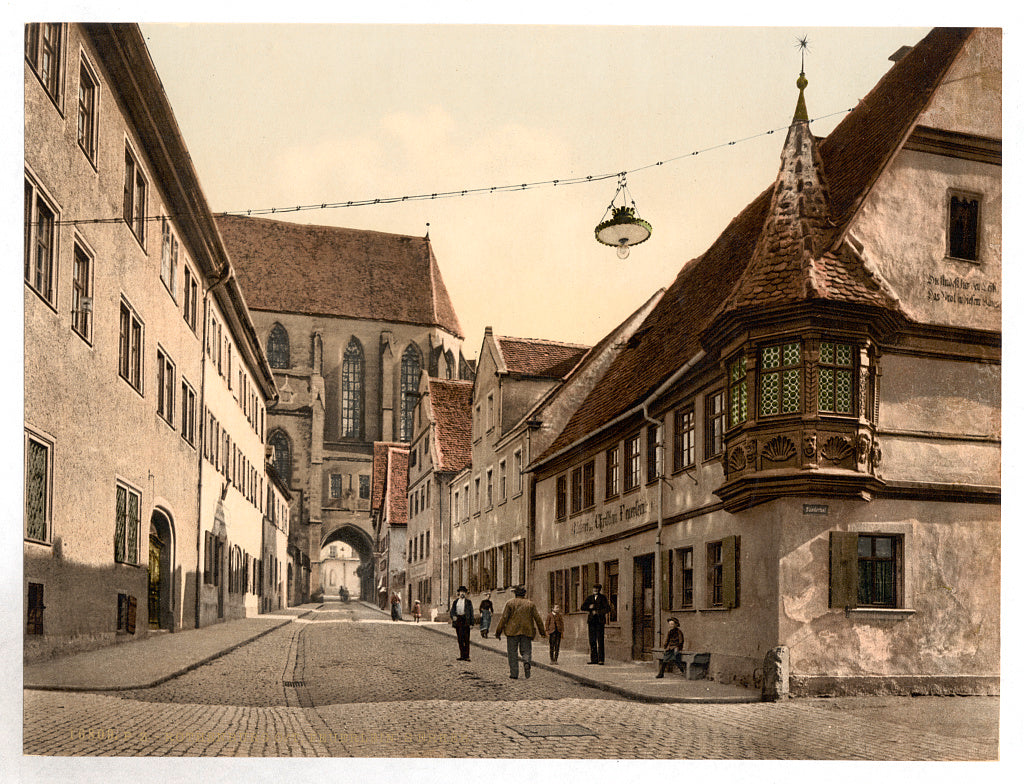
[545,604,564,663]
[656,617,686,678]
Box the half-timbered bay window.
[818,341,855,414]
[759,341,801,417]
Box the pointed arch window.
[399,344,421,442]
[268,430,292,486]
[342,338,364,439]
[267,324,290,369]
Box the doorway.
[148,533,163,628]
[632,553,655,660]
[148,509,173,630]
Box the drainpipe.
[641,402,665,654]
[194,265,233,628]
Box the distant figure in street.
[580,583,612,664]
[449,586,474,661]
[412,600,422,623]
[656,617,686,678]
[495,585,546,679]
[478,593,494,638]
[390,592,402,621]
[545,604,564,663]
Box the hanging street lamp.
[594,175,652,259]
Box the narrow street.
[23,601,998,759]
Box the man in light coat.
[494,585,546,679]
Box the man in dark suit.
[449,586,474,661]
[580,583,612,664]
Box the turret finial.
[793,36,810,122]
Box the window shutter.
[722,535,738,609]
[661,550,672,610]
[127,595,137,634]
[829,531,859,608]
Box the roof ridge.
[495,335,591,349]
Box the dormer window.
[949,192,980,262]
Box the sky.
[137,22,935,358]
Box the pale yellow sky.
[139,23,933,358]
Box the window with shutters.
[117,593,137,634]
[114,482,141,565]
[670,547,693,609]
[830,531,903,609]
[25,430,52,543]
[706,536,739,609]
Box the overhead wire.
[49,107,854,228]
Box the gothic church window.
[341,338,364,438]
[399,344,421,442]
[267,323,290,369]
[268,430,292,485]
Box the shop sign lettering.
[571,499,648,536]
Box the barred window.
[25,432,52,542]
[114,483,141,565]
[760,342,801,417]
[818,342,855,414]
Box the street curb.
[413,620,760,704]
[25,610,315,693]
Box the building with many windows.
[529,28,1000,696]
[216,216,473,603]
[24,23,280,658]
[370,442,410,609]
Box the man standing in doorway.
[494,585,546,679]
[581,583,612,664]
[449,586,474,661]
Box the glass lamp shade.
[595,206,652,251]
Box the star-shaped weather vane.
[796,35,810,72]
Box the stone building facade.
[530,27,1000,696]
[24,24,280,659]
[216,216,472,603]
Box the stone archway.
[148,509,174,630]
[321,525,374,601]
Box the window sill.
[845,607,916,620]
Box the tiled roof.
[428,379,474,472]
[216,214,463,337]
[371,441,406,511]
[538,28,972,463]
[386,447,409,525]
[496,337,590,379]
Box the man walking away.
[580,583,612,664]
[494,585,546,679]
[449,586,474,661]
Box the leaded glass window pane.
[819,368,835,411]
[761,373,780,416]
[729,356,747,428]
[399,344,420,442]
[760,342,801,417]
[341,338,364,438]
[819,342,855,414]
[782,368,801,413]
[25,438,49,541]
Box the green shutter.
[722,535,737,609]
[661,550,672,610]
[829,531,859,609]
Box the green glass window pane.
[836,344,853,366]
[761,372,779,416]
[762,345,780,370]
[127,490,139,565]
[819,368,834,411]
[730,381,747,427]
[820,342,834,364]
[115,486,127,562]
[730,355,746,382]
[26,439,48,540]
[782,369,801,413]
[836,369,853,414]
[783,342,801,367]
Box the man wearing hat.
[580,583,612,664]
[449,586,474,661]
[494,585,546,679]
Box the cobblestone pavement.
[23,603,999,759]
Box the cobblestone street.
[23,603,999,760]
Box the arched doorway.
[321,525,374,601]
[148,509,174,630]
